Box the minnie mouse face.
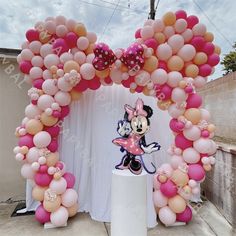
[131,115,149,135]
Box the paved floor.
[0,201,234,236]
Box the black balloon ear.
[124,112,129,121]
[143,105,153,118]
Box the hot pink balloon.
[33,78,44,89]
[63,172,76,188]
[34,172,53,187]
[207,54,220,66]
[186,93,202,109]
[135,28,141,39]
[176,205,192,222]
[47,139,58,152]
[26,29,39,42]
[156,84,172,101]
[202,42,215,55]
[160,179,177,198]
[35,204,51,224]
[39,164,48,174]
[144,38,158,51]
[65,32,78,48]
[44,126,60,137]
[19,61,32,74]
[175,10,187,19]
[188,164,205,181]
[187,15,199,29]
[175,133,193,150]
[199,64,212,77]
[18,134,34,148]
[52,38,69,56]
[169,119,185,133]
[60,105,70,119]
[190,36,205,51]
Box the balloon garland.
[14,10,220,227]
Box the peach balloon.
[26,119,44,135]
[154,32,166,44]
[163,12,176,26]
[204,32,214,42]
[43,194,62,213]
[193,52,208,65]
[143,56,158,73]
[171,169,189,187]
[184,108,201,125]
[63,60,80,73]
[157,100,172,111]
[74,23,87,36]
[46,152,59,167]
[40,112,58,126]
[207,124,216,132]
[168,195,186,213]
[167,56,184,71]
[70,89,82,101]
[185,64,199,78]
[214,45,221,55]
[67,203,79,217]
[32,185,48,202]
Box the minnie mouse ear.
[143,105,153,118]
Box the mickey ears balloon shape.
[15,10,220,227]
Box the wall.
[0,55,29,201]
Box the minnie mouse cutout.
[113,98,161,175]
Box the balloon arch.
[14,10,220,227]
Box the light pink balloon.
[183,125,201,141]
[141,25,154,40]
[43,69,53,80]
[29,67,43,79]
[153,174,161,190]
[110,68,123,83]
[168,104,185,118]
[183,147,200,163]
[167,71,182,87]
[152,19,164,33]
[163,26,175,39]
[54,91,71,106]
[193,138,214,154]
[25,104,42,119]
[171,88,187,103]
[45,20,56,34]
[159,163,173,177]
[37,94,55,110]
[194,76,207,88]
[44,54,60,69]
[174,19,187,33]
[80,63,96,80]
[56,25,68,37]
[77,36,89,50]
[21,163,35,179]
[42,80,58,95]
[208,140,217,155]
[40,44,53,58]
[86,53,95,64]
[49,177,67,194]
[31,56,44,67]
[151,69,167,84]
[178,44,196,62]
[159,206,176,225]
[66,19,76,31]
[87,32,97,43]
[55,15,66,25]
[61,189,78,207]
[170,155,184,169]
[135,71,151,86]
[57,77,72,92]
[26,147,40,163]
[156,43,172,61]
[50,206,69,227]
[33,131,52,148]
[168,34,184,54]
[153,190,168,208]
[21,49,34,61]
[74,51,86,65]
[200,108,211,121]
[192,23,207,36]
[60,52,73,64]
[181,29,193,43]
[29,41,42,54]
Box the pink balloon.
[21,163,35,179]
[175,133,193,150]
[33,78,44,89]
[34,172,53,187]
[50,206,69,227]
[61,189,78,207]
[156,44,172,61]
[187,15,199,29]
[153,190,168,208]
[160,180,177,198]
[47,139,58,152]
[52,38,69,56]
[153,174,161,190]
[199,64,212,77]
[39,164,48,174]
[190,36,205,51]
[183,126,201,141]
[186,93,202,109]
[176,205,192,222]
[18,134,34,148]
[19,61,32,74]
[201,130,210,138]
[171,88,187,103]
[50,177,67,194]
[188,164,205,181]
[168,104,185,118]
[207,54,220,66]
[52,110,61,118]
[135,28,141,39]
[60,105,70,119]
[44,126,60,137]
[175,10,187,19]
[177,44,196,62]
[202,42,215,55]
[65,32,78,48]
[144,38,158,51]
[35,204,51,224]
[26,29,39,42]
[170,155,184,169]
[159,206,176,225]
[63,172,76,188]
[169,119,185,133]
[183,147,200,164]
[168,35,184,54]
[33,131,52,148]
[156,84,172,101]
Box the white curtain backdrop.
[24,84,200,227]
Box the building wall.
[0,57,29,201]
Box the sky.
[0,0,235,79]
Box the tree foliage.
[221,42,236,75]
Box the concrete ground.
[0,201,234,236]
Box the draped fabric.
[24,85,199,227]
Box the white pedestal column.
[111,169,147,236]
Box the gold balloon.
[204,32,214,42]
[163,12,176,26]
[74,23,87,36]
[214,45,221,55]
[185,64,199,78]
[64,60,80,73]
[40,112,58,126]
[20,146,29,155]
[154,32,166,44]
[32,185,48,202]
[157,99,172,111]
[167,56,184,71]
[193,52,208,65]
[168,195,187,213]
[43,195,61,213]
[171,169,189,187]
[46,152,59,167]
[184,108,201,125]
[142,86,151,96]
[143,56,158,73]
[70,89,83,101]
[39,31,51,43]
[158,175,168,183]
[25,119,44,135]
[179,80,187,88]
[96,68,110,79]
[67,203,79,217]
[85,43,95,55]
